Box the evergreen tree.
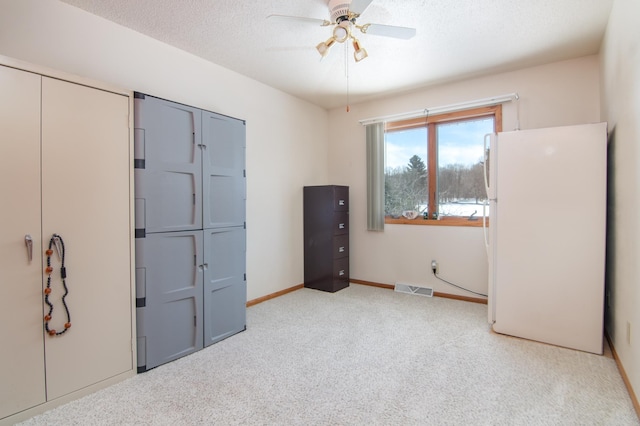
[384,155,428,217]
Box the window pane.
[437,117,493,218]
[384,127,428,218]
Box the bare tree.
[386,155,488,218]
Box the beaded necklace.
[43,234,71,336]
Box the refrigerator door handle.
[483,133,496,254]
[484,132,497,325]
[482,202,489,254]
[484,133,497,201]
[483,133,491,199]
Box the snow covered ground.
[417,201,489,218]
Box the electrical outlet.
[431,260,438,274]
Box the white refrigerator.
[486,122,607,354]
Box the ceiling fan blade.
[267,14,331,26]
[361,23,416,40]
[349,0,374,16]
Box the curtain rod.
[358,93,519,126]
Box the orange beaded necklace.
[43,234,71,336]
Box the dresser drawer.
[333,257,349,281]
[333,234,349,259]
[333,212,349,235]
[333,186,349,212]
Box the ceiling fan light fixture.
[316,37,336,57]
[352,39,368,62]
[333,21,351,43]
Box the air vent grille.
[394,283,434,297]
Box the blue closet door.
[134,95,202,234]
[136,231,204,370]
[202,111,246,229]
[203,227,246,346]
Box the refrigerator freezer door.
[491,123,606,354]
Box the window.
[384,105,501,226]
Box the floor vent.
[394,283,434,297]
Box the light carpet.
[17,284,639,425]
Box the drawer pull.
[338,199,345,206]
[339,270,345,276]
[339,246,345,253]
[339,223,345,229]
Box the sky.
[385,117,494,171]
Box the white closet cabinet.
[0,60,135,422]
[0,61,44,421]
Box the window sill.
[384,217,489,227]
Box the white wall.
[328,56,601,297]
[0,0,329,301]
[601,0,640,407]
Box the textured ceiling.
[59,0,613,110]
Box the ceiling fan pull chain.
[346,43,350,112]
[44,233,72,336]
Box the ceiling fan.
[268,0,416,62]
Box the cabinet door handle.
[338,246,345,253]
[339,270,345,276]
[339,223,345,229]
[338,199,345,206]
[25,234,33,262]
